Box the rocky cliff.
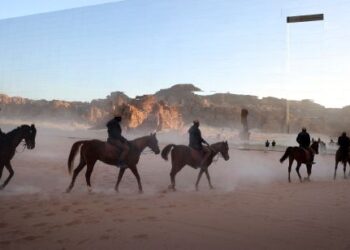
[0,84,349,135]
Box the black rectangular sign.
[287,14,324,23]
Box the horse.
[334,147,350,180]
[279,141,319,183]
[161,141,230,191]
[66,133,160,193]
[0,124,37,189]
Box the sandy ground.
[0,125,349,250]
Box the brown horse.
[334,148,350,180]
[66,133,160,193]
[0,124,37,189]
[280,141,319,182]
[161,141,230,191]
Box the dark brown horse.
[66,133,160,193]
[0,124,37,189]
[280,141,319,182]
[161,141,230,191]
[334,148,350,180]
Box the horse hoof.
[65,188,71,193]
[0,185,4,190]
[138,190,143,194]
[209,186,214,190]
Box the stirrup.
[116,160,127,168]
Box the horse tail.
[280,147,292,163]
[68,141,86,174]
[161,144,176,161]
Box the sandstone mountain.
[0,84,349,135]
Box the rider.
[188,120,210,168]
[106,116,129,168]
[296,127,314,164]
[337,132,350,160]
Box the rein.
[15,141,27,153]
[209,145,221,164]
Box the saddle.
[300,147,312,163]
[189,146,210,167]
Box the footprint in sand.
[104,208,114,213]
[100,235,110,240]
[77,239,89,245]
[113,218,125,223]
[0,222,8,228]
[22,212,34,219]
[65,219,82,226]
[138,207,148,211]
[141,216,158,222]
[133,234,148,239]
[22,235,41,241]
[0,240,11,246]
[33,222,47,227]
[61,206,70,212]
[50,224,62,229]
[74,208,87,214]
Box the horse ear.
[31,124,35,128]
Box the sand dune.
[0,126,349,249]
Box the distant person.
[265,140,270,148]
[337,132,350,160]
[296,127,314,164]
[188,120,210,168]
[106,116,129,168]
[271,140,276,147]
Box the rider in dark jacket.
[188,120,210,168]
[296,127,313,164]
[337,132,350,160]
[296,128,311,149]
[106,116,129,168]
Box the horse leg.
[288,157,293,183]
[334,160,339,180]
[129,166,143,193]
[204,169,214,189]
[169,165,181,191]
[195,169,205,191]
[343,162,347,179]
[0,163,4,181]
[85,161,96,193]
[306,164,312,182]
[296,162,302,182]
[66,161,86,193]
[0,162,14,189]
[115,168,126,192]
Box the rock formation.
[1,84,350,135]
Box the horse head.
[148,133,160,154]
[311,141,319,155]
[23,124,37,149]
[212,141,230,161]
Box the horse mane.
[129,134,150,144]
[5,125,29,138]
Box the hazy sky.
[0,0,349,108]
